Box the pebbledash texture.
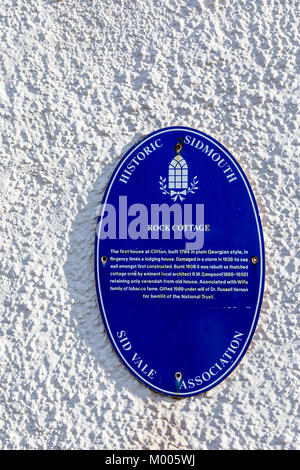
[0,0,298,450]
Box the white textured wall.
[0,0,299,450]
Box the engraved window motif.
[168,155,188,190]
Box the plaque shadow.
[63,135,183,403]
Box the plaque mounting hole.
[251,256,259,265]
[101,255,108,263]
[175,371,182,380]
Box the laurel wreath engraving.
[159,176,199,201]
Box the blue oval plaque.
[95,127,265,397]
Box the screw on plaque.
[175,138,184,154]
[175,371,183,393]
[101,255,108,266]
[175,371,182,381]
[251,256,259,265]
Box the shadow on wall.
[63,134,177,403]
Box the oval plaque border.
[94,126,265,397]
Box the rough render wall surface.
[0,0,299,450]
